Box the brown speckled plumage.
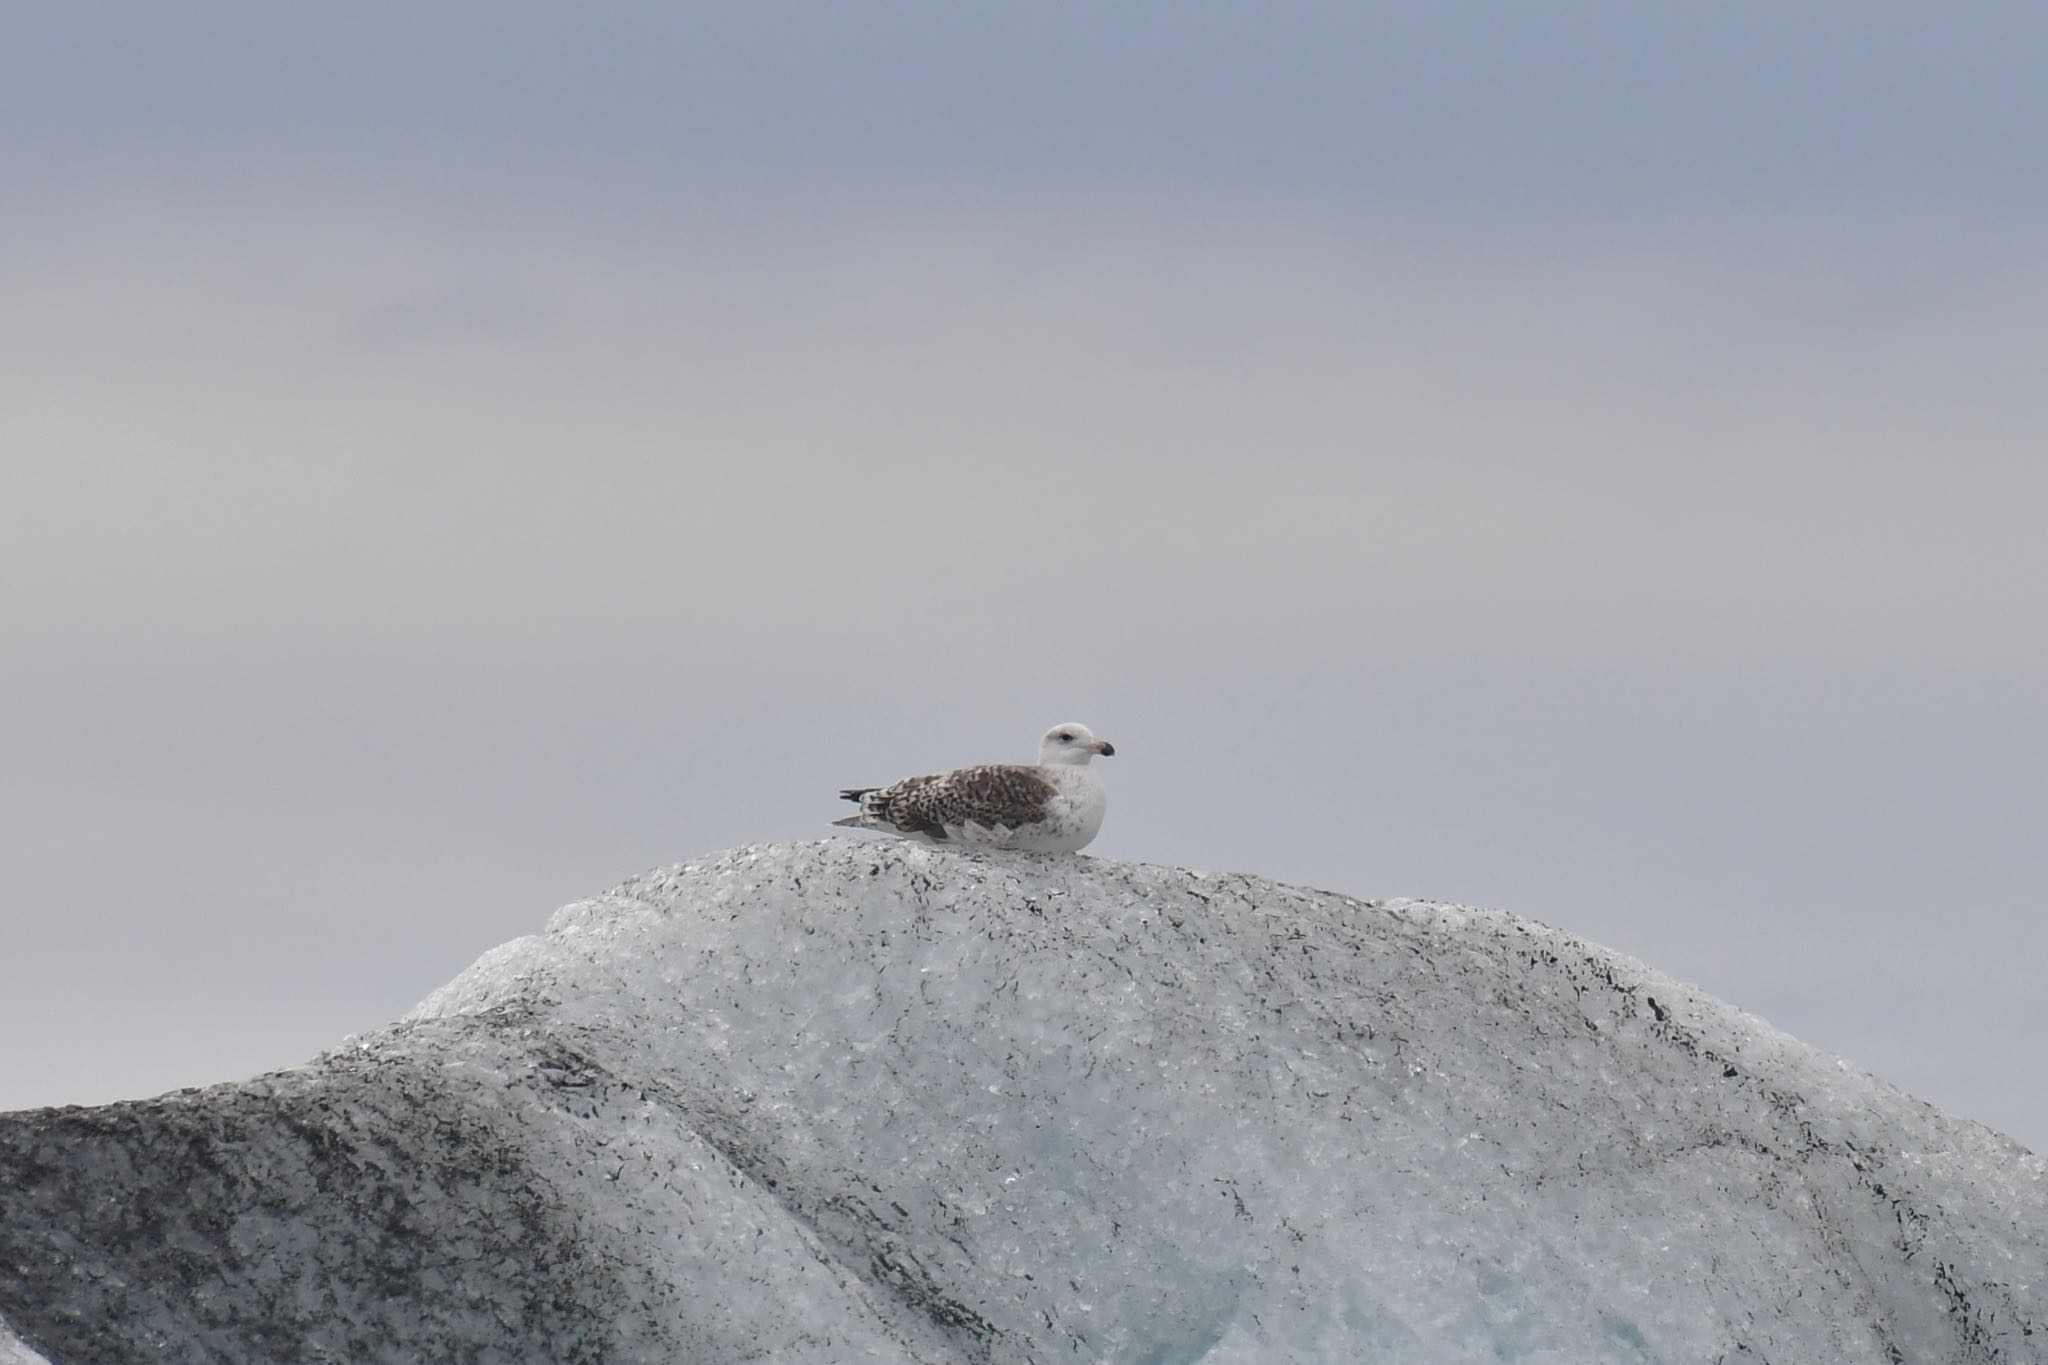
[834,722,1113,852]
[841,764,1057,840]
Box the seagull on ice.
[833,723,1116,853]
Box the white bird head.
[1039,722,1115,765]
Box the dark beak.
[1094,740,1115,756]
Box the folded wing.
[846,764,1057,840]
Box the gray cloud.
[6,4,2046,234]
[2,7,2043,1149]
[5,198,2043,664]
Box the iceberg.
[2,840,2042,1362]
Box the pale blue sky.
[3,5,2044,1147]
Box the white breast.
[1020,765,1107,853]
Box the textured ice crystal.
[0,1317,50,1365]
[2,840,2043,1363]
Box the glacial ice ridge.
[2,839,2043,1363]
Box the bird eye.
[1057,732,1074,741]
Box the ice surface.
[3,839,2043,1363]
[0,1316,50,1365]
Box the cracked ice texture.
[2,840,2043,1363]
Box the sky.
[3,5,2043,1149]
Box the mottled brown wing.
[874,764,1056,839]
